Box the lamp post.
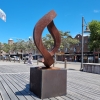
[80,17,90,71]
[29,36,37,59]
[29,36,33,54]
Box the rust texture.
[33,10,61,68]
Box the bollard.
[3,57,4,61]
[53,57,55,67]
[64,58,67,68]
[37,56,39,65]
[24,57,26,64]
[9,57,11,62]
[14,57,15,63]
[19,57,20,63]
[6,57,8,62]
[53,63,55,67]
[54,54,56,64]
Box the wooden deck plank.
[0,93,3,100]
[10,74,29,86]
[68,71,100,85]
[66,94,80,100]
[0,81,10,100]
[3,74,35,100]
[20,73,29,79]
[0,65,100,100]
[49,97,57,100]
[68,85,100,100]
[61,96,73,100]
[68,81,100,96]
[11,74,29,84]
[10,74,50,100]
[67,71,100,100]
[1,75,27,100]
[68,73,100,87]
[68,86,98,100]
[6,74,42,100]
[6,74,62,100]
[55,96,65,100]
[67,90,93,100]
[11,74,68,100]
[68,78,100,96]
[0,76,18,100]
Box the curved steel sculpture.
[33,10,61,68]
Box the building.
[56,34,96,63]
[71,34,89,53]
[8,38,13,45]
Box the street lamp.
[29,36,37,59]
[80,17,90,71]
[29,36,34,53]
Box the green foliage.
[2,43,10,53]
[42,34,54,50]
[59,31,79,51]
[89,20,100,51]
[2,39,36,53]
[1,31,79,54]
[42,31,79,52]
[0,42,3,51]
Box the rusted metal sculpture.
[33,10,61,68]
[31,11,66,98]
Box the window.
[74,47,76,52]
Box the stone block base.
[30,67,67,99]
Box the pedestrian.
[27,53,33,64]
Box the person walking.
[27,53,33,64]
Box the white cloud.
[93,10,100,13]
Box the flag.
[0,9,6,22]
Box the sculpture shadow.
[15,84,39,98]
[67,68,76,70]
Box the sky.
[0,0,100,43]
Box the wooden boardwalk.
[0,64,100,100]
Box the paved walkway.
[0,60,81,70]
[0,60,100,100]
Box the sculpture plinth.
[30,67,67,99]
[30,10,67,99]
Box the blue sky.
[0,0,100,43]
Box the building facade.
[70,34,89,53]
[56,34,97,63]
[8,38,13,45]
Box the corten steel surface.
[33,10,61,68]
[30,67,67,99]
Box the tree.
[89,20,100,51]
[0,42,3,51]
[2,43,11,53]
[42,34,54,50]
[17,39,27,51]
[42,31,79,52]
[27,39,36,54]
[59,31,79,52]
[0,42,3,54]
[1,38,36,54]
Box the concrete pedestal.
[30,67,67,99]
